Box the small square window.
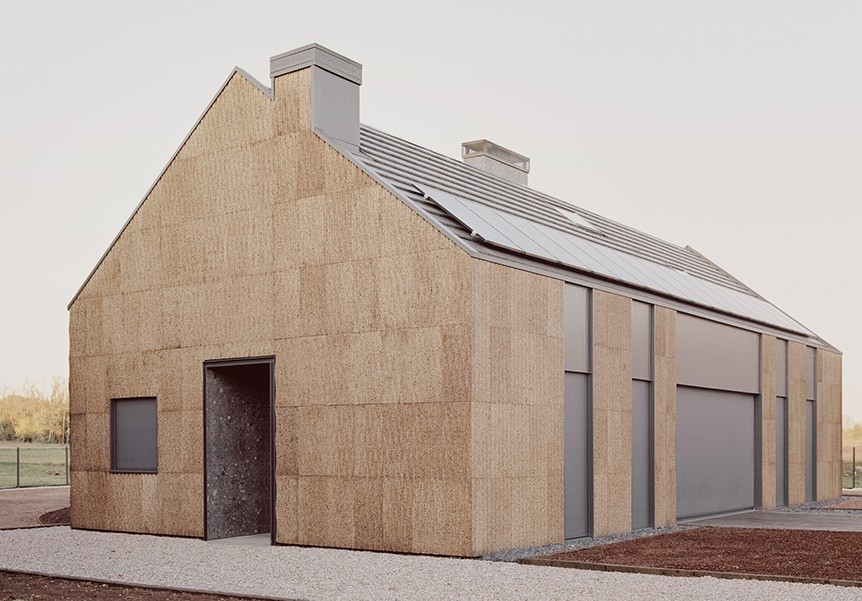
[111,397,158,473]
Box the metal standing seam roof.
[341,123,826,343]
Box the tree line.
[0,378,69,444]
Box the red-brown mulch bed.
[0,571,281,600]
[527,527,862,583]
[38,506,70,525]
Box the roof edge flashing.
[270,43,362,85]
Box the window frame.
[110,396,158,474]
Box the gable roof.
[69,67,833,351]
[328,124,833,350]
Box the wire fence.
[0,446,69,489]
[843,446,861,490]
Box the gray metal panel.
[564,372,591,539]
[775,397,788,507]
[632,302,653,381]
[806,400,817,502]
[806,347,817,401]
[676,313,760,394]
[776,339,788,398]
[311,67,360,147]
[564,285,591,374]
[112,398,157,472]
[676,386,755,519]
[632,380,652,529]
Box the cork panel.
[760,335,777,509]
[69,355,108,415]
[276,332,381,407]
[69,296,104,359]
[787,341,807,505]
[118,227,162,294]
[591,290,632,537]
[380,403,471,480]
[320,186,454,265]
[196,147,280,219]
[296,476,383,550]
[69,414,86,471]
[382,477,473,556]
[471,260,564,407]
[104,473,144,532]
[592,290,632,351]
[119,290,163,354]
[158,347,201,413]
[273,68,312,137]
[272,268,300,341]
[105,352,161,400]
[322,260,382,335]
[471,476,560,554]
[106,473,160,534]
[69,470,87,528]
[160,283,213,349]
[180,72,274,160]
[273,475,298,544]
[82,413,109,472]
[159,219,208,288]
[149,156,205,228]
[817,350,842,500]
[378,250,472,332]
[157,472,204,537]
[296,404,362,478]
[218,273,275,345]
[471,402,562,480]
[158,410,203,474]
[378,326,470,405]
[653,305,676,527]
[485,329,563,405]
[81,253,121,301]
[70,470,108,530]
[274,406,298,477]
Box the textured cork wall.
[816,350,842,500]
[759,335,777,509]
[591,290,632,536]
[70,66,474,553]
[469,260,564,554]
[652,305,676,527]
[69,65,566,556]
[787,341,807,505]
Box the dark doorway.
[204,358,274,542]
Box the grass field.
[0,444,69,488]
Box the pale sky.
[1,1,859,419]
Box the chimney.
[270,43,362,148]
[461,139,530,186]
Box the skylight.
[555,207,602,233]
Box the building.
[68,43,842,557]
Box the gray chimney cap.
[270,43,362,85]
[462,139,530,174]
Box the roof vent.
[461,139,530,186]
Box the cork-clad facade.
[68,43,843,557]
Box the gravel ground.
[0,527,857,600]
[483,525,690,562]
[774,496,862,515]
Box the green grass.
[0,445,68,488]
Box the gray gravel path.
[0,527,857,600]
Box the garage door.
[676,386,755,519]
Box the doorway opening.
[203,357,274,543]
